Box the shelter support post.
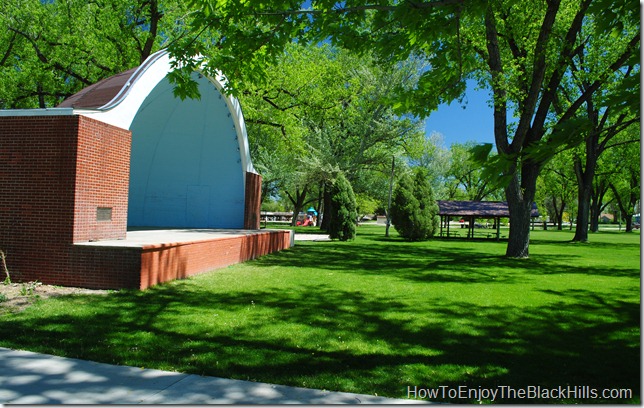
[468,216,474,239]
[440,215,444,237]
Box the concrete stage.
[73,229,293,290]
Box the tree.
[391,169,440,241]
[557,16,641,242]
[448,142,503,201]
[355,193,379,221]
[168,0,639,258]
[468,0,638,256]
[0,0,192,108]
[604,129,641,232]
[587,152,615,232]
[328,173,357,241]
[238,43,424,229]
[408,132,456,200]
[536,150,577,230]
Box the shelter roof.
[437,200,539,217]
[57,68,138,109]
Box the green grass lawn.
[0,226,639,403]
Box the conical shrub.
[328,173,357,241]
[391,169,439,241]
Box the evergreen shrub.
[328,173,357,241]
[391,169,440,241]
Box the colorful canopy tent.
[58,49,257,229]
[437,200,540,240]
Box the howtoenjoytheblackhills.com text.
[407,385,633,402]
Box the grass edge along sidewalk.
[0,226,639,403]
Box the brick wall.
[0,115,131,285]
[139,230,292,289]
[244,171,262,230]
[72,116,130,242]
[71,245,141,289]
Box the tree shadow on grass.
[257,238,638,281]
[0,277,639,403]
[0,232,639,403]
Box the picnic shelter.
[437,200,539,240]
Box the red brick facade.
[72,116,131,242]
[0,115,131,286]
[0,114,286,290]
[139,230,292,289]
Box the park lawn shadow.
[0,228,639,403]
[267,235,637,281]
[0,277,639,403]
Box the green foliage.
[238,43,425,219]
[260,198,286,213]
[448,142,504,201]
[391,169,439,241]
[328,173,357,241]
[0,0,192,108]
[536,149,578,228]
[354,193,379,219]
[19,281,39,297]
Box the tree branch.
[484,5,509,154]
[555,33,639,128]
[254,0,465,17]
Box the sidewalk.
[293,233,331,242]
[0,348,422,404]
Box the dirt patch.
[0,282,111,313]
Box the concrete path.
[0,348,420,404]
[293,233,331,241]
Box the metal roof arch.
[61,49,256,176]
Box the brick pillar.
[0,114,131,285]
[244,172,262,230]
[72,116,131,242]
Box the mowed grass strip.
[0,226,639,403]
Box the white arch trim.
[74,49,257,175]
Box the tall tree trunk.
[590,178,611,232]
[286,187,307,226]
[316,181,324,219]
[320,182,332,231]
[573,150,597,242]
[609,181,637,233]
[140,0,161,63]
[505,174,533,258]
[551,197,565,230]
[589,196,600,232]
[574,185,592,241]
[556,198,565,230]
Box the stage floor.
[75,228,286,248]
[72,228,294,289]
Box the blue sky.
[424,81,496,148]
